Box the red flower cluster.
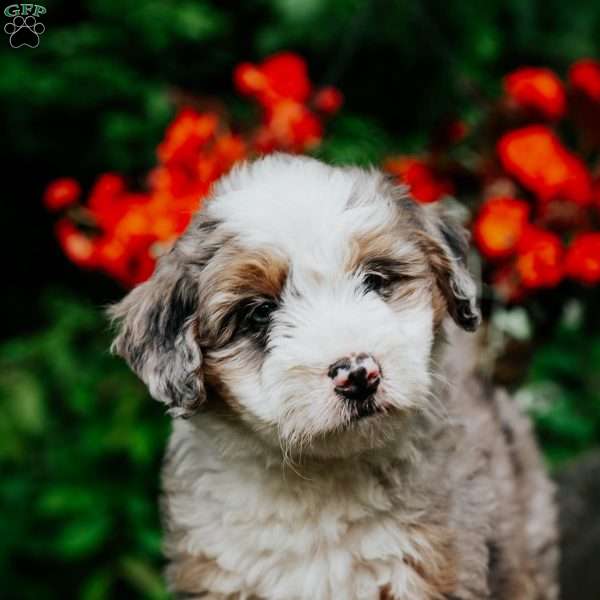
[474,199,566,293]
[48,112,243,286]
[234,52,342,152]
[515,226,564,288]
[45,54,600,302]
[498,125,591,206]
[564,233,600,285]
[384,156,454,203]
[410,62,600,299]
[504,67,566,119]
[473,197,530,259]
[45,53,341,286]
[569,59,600,102]
[471,63,600,297]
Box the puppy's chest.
[165,466,455,600]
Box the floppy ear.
[108,253,205,418]
[417,205,481,332]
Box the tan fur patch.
[216,248,289,299]
[347,228,427,280]
[166,552,213,595]
[198,246,288,344]
[431,283,448,329]
[408,524,457,598]
[348,228,437,317]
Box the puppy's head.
[110,155,480,458]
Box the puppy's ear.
[108,253,204,417]
[417,205,481,332]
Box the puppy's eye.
[246,301,277,328]
[363,272,389,293]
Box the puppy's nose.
[328,353,381,402]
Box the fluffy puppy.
[110,155,559,600]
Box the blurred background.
[2,1,600,598]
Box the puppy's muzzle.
[328,353,381,403]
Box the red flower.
[564,232,600,285]
[515,225,563,288]
[261,100,323,152]
[88,174,132,230]
[234,52,312,106]
[384,157,454,203]
[473,197,530,259]
[261,53,311,103]
[94,234,156,287]
[569,59,600,102]
[89,173,125,201]
[234,53,323,152]
[504,67,566,119]
[314,86,344,114]
[233,63,267,97]
[43,178,81,211]
[232,52,334,153]
[54,219,96,268]
[498,125,592,205]
[198,133,247,182]
[157,109,219,166]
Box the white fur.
[164,417,450,600]
[199,156,435,457]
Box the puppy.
[111,155,559,600]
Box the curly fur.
[110,155,558,600]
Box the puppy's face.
[111,156,480,458]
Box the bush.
[0,293,168,599]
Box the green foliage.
[0,293,168,599]
[520,303,600,466]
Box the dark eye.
[246,301,277,328]
[363,272,389,293]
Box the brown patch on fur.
[405,525,458,599]
[413,223,480,332]
[199,246,288,345]
[167,552,264,599]
[348,227,438,318]
[347,228,428,281]
[202,362,254,419]
[414,230,462,328]
[415,231,454,286]
[166,552,213,595]
[379,584,395,600]
[379,524,458,600]
[193,248,287,419]
[431,283,448,329]
[216,248,288,298]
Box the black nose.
[328,353,381,402]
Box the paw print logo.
[4,15,45,48]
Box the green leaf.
[55,514,111,558]
[120,556,168,600]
